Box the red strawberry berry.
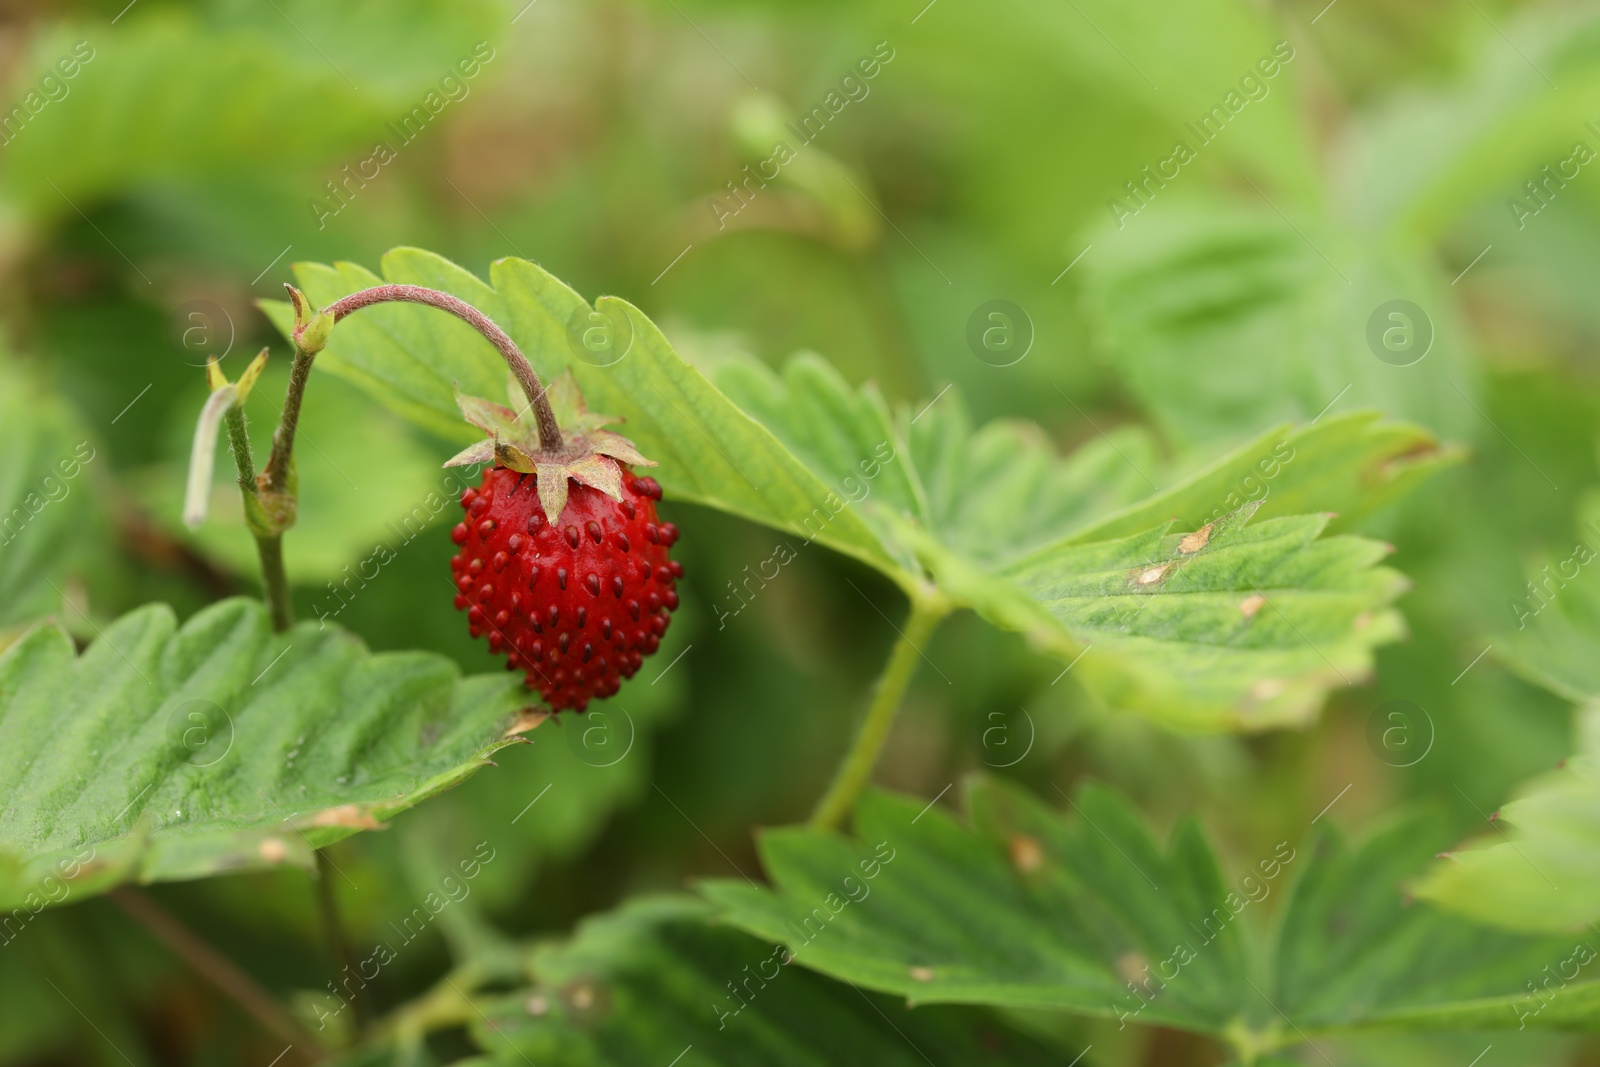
[450,468,680,711]
[284,283,677,712]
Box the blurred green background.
[5,0,1600,1063]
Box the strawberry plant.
[8,2,1600,1066]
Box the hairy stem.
[810,593,948,830]
[109,887,323,1055]
[222,404,294,632]
[262,347,316,497]
[223,403,256,499]
[323,284,563,450]
[256,536,293,632]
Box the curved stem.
[810,593,948,831]
[323,284,563,451]
[252,284,558,633]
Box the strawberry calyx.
[444,370,654,525]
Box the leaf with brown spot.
[304,805,384,830]
[707,779,1600,1041]
[473,895,1068,1065]
[265,251,1443,734]
[0,598,526,910]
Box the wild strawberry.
[444,373,680,712]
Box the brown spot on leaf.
[504,708,553,737]
[526,994,550,1017]
[1115,951,1147,984]
[1008,834,1044,873]
[65,858,109,882]
[1250,678,1285,701]
[909,966,935,982]
[258,837,288,863]
[307,805,383,830]
[1178,524,1214,554]
[1240,594,1267,618]
[1130,563,1171,587]
[563,979,609,1016]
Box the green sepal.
[451,374,653,524]
[286,284,334,355]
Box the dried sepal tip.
[450,371,654,524]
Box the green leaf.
[1411,498,1600,933]
[470,895,1073,1066]
[0,597,532,909]
[981,0,1320,202]
[706,781,1246,1031]
[721,352,1451,551]
[1278,815,1600,1032]
[705,778,1600,1053]
[204,0,509,99]
[1495,494,1600,704]
[720,364,1437,731]
[1,6,507,224]
[1080,198,1478,451]
[1,18,373,223]
[991,510,1409,730]
[264,249,1441,730]
[1415,704,1600,935]
[0,360,106,635]
[1341,9,1600,240]
[706,780,1258,1035]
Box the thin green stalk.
[372,960,505,1043]
[222,403,294,632]
[810,592,948,830]
[222,402,256,498]
[263,347,316,497]
[256,535,293,632]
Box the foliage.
[263,251,1439,729]
[708,780,1600,1049]
[4,0,1600,1064]
[471,896,1069,1066]
[0,361,105,636]
[1417,498,1600,933]
[0,598,530,907]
